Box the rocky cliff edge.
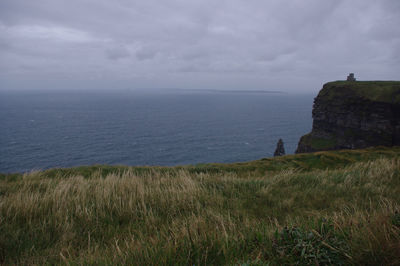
[296,81,400,153]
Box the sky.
[0,0,399,92]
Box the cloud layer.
[1,0,399,92]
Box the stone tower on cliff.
[347,73,356,81]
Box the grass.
[1,147,400,264]
[297,133,337,151]
[321,81,400,104]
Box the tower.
[347,73,356,81]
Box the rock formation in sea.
[274,138,285,157]
[296,80,400,153]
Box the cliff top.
[321,81,400,104]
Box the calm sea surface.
[0,90,313,173]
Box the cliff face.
[296,81,400,153]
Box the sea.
[0,89,314,173]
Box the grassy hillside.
[321,81,400,104]
[1,147,400,265]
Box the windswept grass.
[1,150,400,264]
[322,81,400,104]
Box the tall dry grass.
[1,158,400,264]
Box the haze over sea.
[0,90,313,173]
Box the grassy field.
[1,147,400,265]
[320,81,400,104]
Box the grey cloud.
[178,65,202,73]
[0,0,399,92]
[106,46,130,60]
[136,48,157,61]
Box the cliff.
[296,81,400,153]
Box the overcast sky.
[0,0,399,92]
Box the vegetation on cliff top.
[1,147,400,265]
[297,133,338,151]
[321,81,400,104]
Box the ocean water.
[0,90,313,173]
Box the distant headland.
[296,74,400,153]
[175,88,285,94]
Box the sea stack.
[274,139,285,157]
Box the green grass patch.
[1,147,400,264]
[300,133,337,150]
[321,81,400,104]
